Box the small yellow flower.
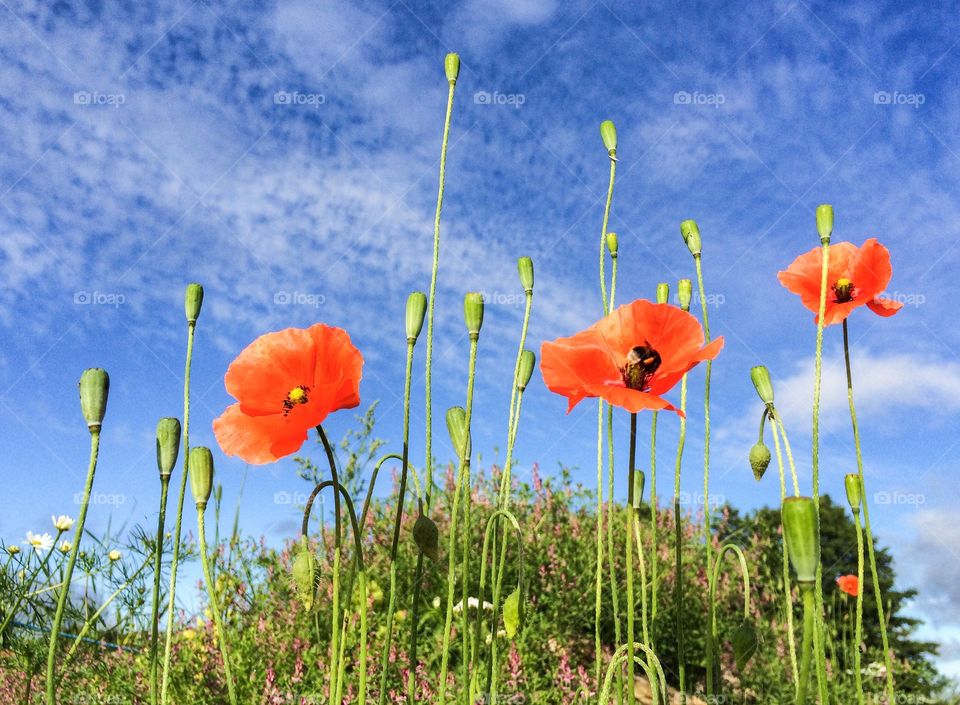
[108,549,122,562]
[52,515,75,532]
[59,541,71,554]
[182,628,196,640]
[7,545,21,555]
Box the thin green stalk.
[316,426,344,705]
[621,413,638,705]
[607,254,624,705]
[770,416,800,689]
[599,642,667,705]
[843,320,896,702]
[672,372,688,702]
[197,507,237,705]
[649,411,659,649]
[45,430,100,705]
[436,334,479,705]
[852,508,866,705]
[0,529,65,637]
[706,544,751,697]
[149,477,170,705]
[377,340,416,705]
[772,412,801,497]
[631,512,656,704]
[796,584,816,705]
[160,320,196,705]
[460,453,473,705]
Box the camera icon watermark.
[873,90,925,108]
[473,90,525,108]
[274,490,319,507]
[74,491,126,507]
[274,90,325,107]
[274,291,325,307]
[73,291,126,307]
[874,491,925,507]
[478,290,524,307]
[674,90,725,108]
[73,90,126,108]
[879,290,925,307]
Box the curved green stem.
[148,477,170,705]
[631,509,655,703]
[45,431,100,705]
[160,320,196,705]
[842,319,895,703]
[770,413,800,690]
[706,543,752,697]
[772,411,801,497]
[598,642,667,705]
[197,507,236,705]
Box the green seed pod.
[446,406,469,460]
[406,292,428,344]
[782,497,820,584]
[678,279,693,311]
[78,368,110,431]
[156,417,181,479]
[599,120,617,157]
[844,474,862,513]
[750,366,775,406]
[413,513,440,561]
[444,53,460,85]
[750,442,771,481]
[464,292,484,337]
[184,283,204,324]
[517,257,534,293]
[605,232,618,258]
[189,447,214,509]
[816,204,833,243]
[503,586,522,638]
[291,536,319,611]
[680,219,702,256]
[631,469,645,509]
[656,283,669,305]
[517,350,536,391]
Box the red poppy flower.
[777,238,903,326]
[213,324,363,465]
[836,574,859,597]
[540,299,723,416]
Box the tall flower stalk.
[673,278,693,702]
[161,283,203,705]
[648,283,669,652]
[845,474,867,705]
[45,368,109,705]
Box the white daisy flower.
[52,515,74,532]
[25,531,54,552]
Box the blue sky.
[2,0,960,680]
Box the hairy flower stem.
[316,425,344,705]
[607,251,624,705]
[672,373,689,702]
[160,320,196,705]
[148,476,170,705]
[796,584,816,705]
[772,412,801,497]
[408,68,458,705]
[624,413,637,705]
[45,429,100,705]
[377,340,416,705]
[852,507,866,705]
[631,514,656,704]
[649,411,659,650]
[843,320,896,702]
[437,334,479,705]
[770,415,800,689]
[197,508,237,705]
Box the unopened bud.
[605,232,618,258]
[406,292,427,344]
[678,279,693,311]
[464,292,484,337]
[631,469,645,509]
[517,350,536,391]
[600,120,617,158]
[782,497,820,584]
[156,417,181,479]
[503,587,522,638]
[750,366,775,406]
[517,257,534,293]
[680,220,702,256]
[446,406,469,459]
[79,368,110,431]
[816,204,833,243]
[750,442,771,481]
[445,53,460,85]
[291,536,319,611]
[189,447,214,509]
[185,283,204,324]
[413,513,440,561]
[844,474,862,513]
[656,283,669,305]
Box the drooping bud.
[444,53,460,85]
[844,474,862,513]
[185,283,204,324]
[631,469,645,509]
[680,219,702,256]
[517,257,534,293]
[656,283,669,305]
[517,350,536,391]
[782,497,820,584]
[189,447,214,509]
[605,232,618,258]
[413,513,440,561]
[291,535,319,611]
[600,120,617,158]
[446,406,469,459]
[816,204,833,243]
[750,442,771,481]
[78,368,110,431]
[503,586,522,638]
[678,279,693,311]
[156,417,181,479]
[464,292,484,337]
[750,366,775,407]
[406,292,427,344]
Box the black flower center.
[622,344,661,391]
[832,278,856,303]
[282,385,311,416]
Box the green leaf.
[503,588,522,638]
[731,618,759,671]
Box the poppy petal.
[866,296,903,317]
[213,403,311,465]
[586,382,683,416]
[541,333,621,413]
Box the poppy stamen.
[832,277,856,303]
[282,385,311,416]
[622,344,661,391]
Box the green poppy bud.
[750,442,771,481]
[678,279,693,311]
[605,232,618,258]
[446,406,469,460]
[517,257,534,293]
[782,497,820,584]
[600,120,617,157]
[816,204,833,244]
[413,513,440,561]
[503,587,522,638]
[464,292,484,338]
[185,283,204,324]
[291,536,319,611]
[444,53,460,85]
[750,366,775,406]
[517,350,536,391]
[656,283,669,305]
[680,219,702,256]
[406,292,427,344]
[844,474,862,513]
[78,368,110,431]
[189,447,214,509]
[631,469,645,509]
[156,417,181,479]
